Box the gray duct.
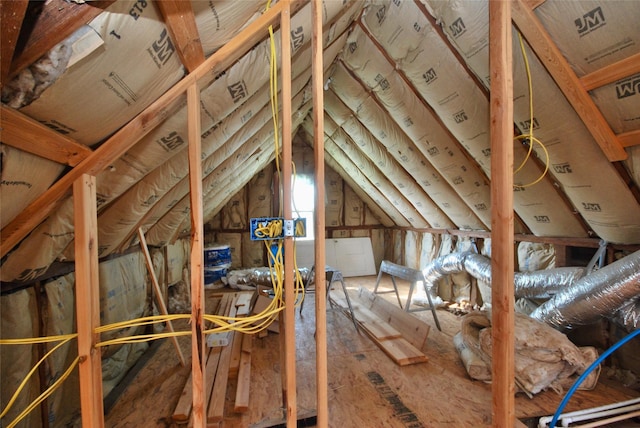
[530,250,640,332]
[422,251,585,299]
[422,250,640,332]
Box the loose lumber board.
[207,293,239,424]
[374,336,428,366]
[105,281,640,427]
[355,287,430,350]
[234,333,253,413]
[332,293,427,366]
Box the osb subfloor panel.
[104,276,638,427]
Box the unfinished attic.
[2,0,640,426]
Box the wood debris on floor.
[104,277,640,427]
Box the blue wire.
[549,328,640,427]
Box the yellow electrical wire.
[4,356,79,428]
[0,335,76,420]
[1,3,312,424]
[513,31,550,189]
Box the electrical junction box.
[250,217,306,240]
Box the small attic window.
[292,174,315,241]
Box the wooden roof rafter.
[155,0,205,73]
[0,0,29,88]
[0,0,305,259]
[511,0,627,162]
[6,0,115,82]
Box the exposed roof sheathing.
[1,0,640,286]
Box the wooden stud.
[489,1,515,427]
[280,2,297,426]
[73,173,104,428]
[137,228,185,367]
[511,0,627,162]
[187,81,206,428]
[312,0,329,426]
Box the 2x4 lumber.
[155,1,205,73]
[0,0,302,259]
[172,370,194,422]
[204,347,222,420]
[345,302,401,341]
[375,337,428,366]
[489,2,516,427]
[230,292,252,377]
[520,0,547,9]
[234,333,253,413]
[279,2,297,427]
[511,0,627,162]
[7,0,115,80]
[73,174,104,428]
[228,330,244,378]
[172,293,231,424]
[356,287,429,350]
[580,53,640,92]
[336,294,427,366]
[0,0,28,88]
[187,81,207,428]
[207,294,239,424]
[1,105,92,166]
[311,0,329,425]
[618,129,640,148]
[137,228,185,367]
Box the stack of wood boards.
[172,292,254,427]
[332,286,430,366]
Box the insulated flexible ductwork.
[531,250,640,332]
[420,250,640,332]
[422,251,585,300]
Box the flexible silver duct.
[531,250,640,332]
[422,251,585,300]
[422,250,640,331]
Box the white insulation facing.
[1,1,638,291]
[361,1,588,238]
[0,1,356,282]
[423,0,640,243]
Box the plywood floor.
[104,275,638,427]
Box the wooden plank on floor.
[173,293,231,423]
[228,330,244,379]
[337,299,402,341]
[375,337,428,366]
[334,293,428,366]
[172,370,194,422]
[207,293,239,424]
[204,347,223,408]
[356,287,430,350]
[234,333,253,413]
